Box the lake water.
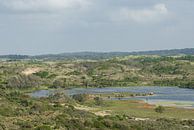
[30,86,194,108]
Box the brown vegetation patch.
[138,102,154,109]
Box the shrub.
[94,97,103,106]
[7,74,41,88]
[155,106,165,113]
[35,125,52,130]
[34,71,49,78]
[52,79,64,88]
[72,94,88,103]
[20,99,33,107]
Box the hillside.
[1,55,194,129]
[1,55,194,89]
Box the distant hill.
[130,48,194,56]
[0,55,29,60]
[1,48,194,60]
[32,52,131,60]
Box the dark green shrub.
[93,120,105,128]
[35,125,52,130]
[0,105,14,116]
[52,79,64,88]
[84,120,93,127]
[72,94,88,103]
[20,99,33,107]
[94,97,103,106]
[53,102,62,108]
[34,71,49,78]
[113,122,130,130]
[155,106,165,113]
[17,121,33,129]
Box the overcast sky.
[0,0,194,55]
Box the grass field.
[85,99,194,120]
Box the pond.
[30,86,194,108]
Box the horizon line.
[0,47,194,56]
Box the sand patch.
[94,110,111,116]
[74,104,111,116]
[22,67,42,75]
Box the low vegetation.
[1,87,194,129]
[1,55,194,89]
[1,54,194,129]
[155,106,165,113]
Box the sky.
[0,0,194,55]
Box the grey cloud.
[0,0,91,13]
[0,0,194,55]
[110,3,169,23]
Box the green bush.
[0,105,14,116]
[94,97,103,106]
[34,71,49,78]
[17,121,33,129]
[155,106,165,113]
[72,94,88,103]
[20,99,33,107]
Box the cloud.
[0,0,91,12]
[111,3,168,23]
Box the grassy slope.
[1,55,194,89]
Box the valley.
[1,53,194,129]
